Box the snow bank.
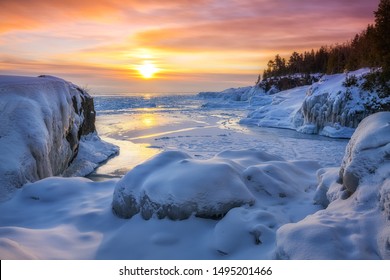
[276,112,390,259]
[0,177,115,259]
[0,75,118,200]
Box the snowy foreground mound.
[239,69,389,138]
[112,151,256,220]
[277,112,390,259]
[112,149,321,223]
[0,75,118,200]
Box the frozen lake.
[91,94,349,180]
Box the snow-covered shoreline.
[0,74,389,259]
[1,111,388,259]
[207,69,389,139]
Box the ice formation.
[239,69,390,138]
[0,75,118,200]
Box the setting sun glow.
[137,61,158,79]
[0,0,378,93]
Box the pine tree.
[374,0,390,79]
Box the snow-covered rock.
[276,112,390,259]
[339,112,390,195]
[0,75,118,200]
[112,151,256,220]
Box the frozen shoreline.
[1,74,388,259]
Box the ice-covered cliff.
[240,68,390,138]
[296,68,390,138]
[0,75,118,200]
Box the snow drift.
[0,75,118,200]
[276,112,390,259]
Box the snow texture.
[0,75,118,200]
[276,112,390,259]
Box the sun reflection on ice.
[141,113,156,127]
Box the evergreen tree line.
[261,0,390,82]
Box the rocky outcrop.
[297,69,390,138]
[0,75,115,200]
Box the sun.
[137,61,158,79]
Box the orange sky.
[0,0,379,94]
